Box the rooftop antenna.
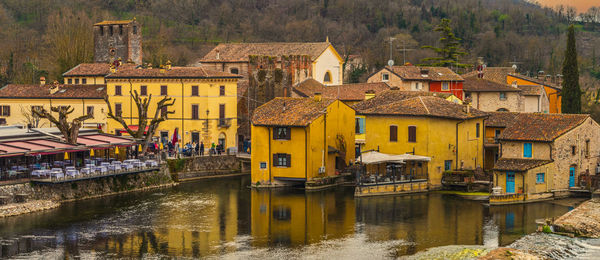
[398,40,415,65]
[388,37,396,67]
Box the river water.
[0,176,597,259]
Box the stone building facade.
[492,113,600,203]
[463,76,549,113]
[93,20,142,65]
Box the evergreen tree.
[561,25,582,114]
[420,19,469,68]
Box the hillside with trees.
[0,0,598,86]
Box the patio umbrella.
[115,146,120,155]
[90,149,95,157]
[138,144,143,152]
[171,128,179,145]
[64,152,69,160]
[160,142,164,150]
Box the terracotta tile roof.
[493,158,553,171]
[499,113,589,142]
[384,66,463,81]
[463,76,520,92]
[357,95,487,120]
[94,20,133,26]
[293,79,390,101]
[463,67,515,84]
[105,66,241,79]
[252,97,335,126]
[0,84,106,99]
[352,90,454,112]
[486,112,520,128]
[199,42,332,62]
[63,63,136,77]
[517,85,543,96]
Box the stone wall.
[0,167,173,203]
[168,155,248,181]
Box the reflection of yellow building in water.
[105,64,241,148]
[250,189,355,246]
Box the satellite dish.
[387,60,394,66]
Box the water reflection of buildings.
[251,189,355,246]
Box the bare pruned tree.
[32,105,93,144]
[20,105,46,128]
[104,90,175,154]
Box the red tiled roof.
[486,112,520,128]
[357,96,487,120]
[499,113,589,142]
[105,66,241,79]
[493,158,553,171]
[199,42,332,62]
[352,89,455,112]
[63,63,136,77]
[463,76,520,92]
[381,66,463,81]
[252,97,335,126]
[517,85,544,96]
[0,84,106,99]
[463,67,515,84]
[293,79,390,101]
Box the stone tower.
[93,19,142,64]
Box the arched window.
[230,68,239,74]
[497,108,509,112]
[323,71,332,83]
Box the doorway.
[506,171,515,193]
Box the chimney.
[49,82,60,95]
[147,63,153,69]
[160,65,166,73]
[511,81,518,88]
[39,76,46,86]
[165,60,172,70]
[420,69,429,75]
[365,90,376,100]
[537,70,545,80]
[556,74,563,85]
[216,49,220,60]
[110,64,116,73]
[314,92,322,102]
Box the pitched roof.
[463,76,521,92]
[105,66,241,79]
[486,112,520,128]
[0,84,106,99]
[493,158,553,171]
[62,63,136,77]
[517,85,544,96]
[199,42,332,62]
[94,20,134,26]
[352,90,454,112]
[382,66,463,81]
[357,95,487,120]
[463,67,515,84]
[293,79,390,101]
[252,98,335,126]
[498,113,589,142]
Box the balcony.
[218,118,231,128]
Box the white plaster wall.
[313,46,342,85]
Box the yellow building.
[0,81,107,128]
[506,74,561,113]
[104,65,241,149]
[250,96,355,186]
[63,63,136,85]
[353,92,487,187]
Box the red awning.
[118,126,148,134]
[81,134,135,145]
[28,140,76,149]
[0,144,28,154]
[77,137,109,146]
[3,141,52,152]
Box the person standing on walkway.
[200,142,205,156]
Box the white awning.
[359,151,431,164]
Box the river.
[0,176,596,259]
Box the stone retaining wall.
[168,155,248,181]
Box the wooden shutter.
[140,85,147,96]
[273,154,278,166]
[161,85,167,95]
[220,86,225,96]
[115,104,122,116]
[115,85,121,96]
[192,86,198,96]
[390,125,398,142]
[286,154,291,167]
[408,126,416,142]
[286,128,291,140]
[191,105,198,119]
[273,128,277,140]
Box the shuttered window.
[160,85,168,96]
[191,104,199,119]
[273,127,291,140]
[408,126,417,142]
[0,106,10,116]
[140,85,147,96]
[191,85,198,96]
[87,106,94,116]
[355,117,365,134]
[115,85,122,96]
[273,153,291,167]
[523,143,532,158]
[220,86,225,96]
[115,103,122,117]
[476,123,480,138]
[389,125,398,142]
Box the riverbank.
[553,198,600,238]
[0,200,59,218]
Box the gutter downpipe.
[305,128,308,181]
[129,79,133,125]
[268,127,272,184]
[181,79,185,144]
[455,119,466,170]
